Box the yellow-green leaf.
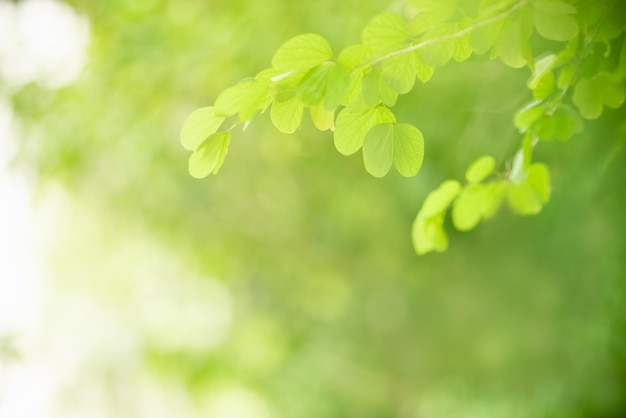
[188,132,231,178]
[180,107,225,151]
[272,34,333,72]
[270,97,304,134]
[465,155,496,183]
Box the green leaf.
[465,155,496,183]
[341,70,365,106]
[381,53,417,94]
[214,79,271,121]
[414,52,435,83]
[296,65,328,106]
[324,64,351,110]
[470,19,505,55]
[272,34,333,72]
[557,63,576,89]
[536,107,578,141]
[362,69,398,106]
[535,113,556,139]
[496,19,531,68]
[270,97,304,134]
[452,183,489,231]
[514,101,543,131]
[334,103,395,155]
[573,73,625,119]
[180,107,225,151]
[453,34,473,62]
[528,53,556,89]
[532,0,577,15]
[188,132,231,178]
[527,163,551,202]
[509,148,528,184]
[412,175,463,255]
[272,71,308,102]
[419,26,455,67]
[309,104,335,131]
[408,0,457,23]
[532,71,555,100]
[594,73,626,109]
[363,123,394,177]
[407,11,441,37]
[412,213,449,255]
[506,162,551,215]
[393,123,425,177]
[507,182,542,215]
[362,123,425,177]
[337,44,371,69]
[482,181,508,218]
[418,179,462,219]
[362,13,409,52]
[296,63,350,111]
[532,1,579,42]
[553,105,582,140]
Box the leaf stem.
[360,0,529,69]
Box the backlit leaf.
[506,162,551,215]
[362,122,425,178]
[270,97,304,134]
[465,155,495,183]
[214,79,270,121]
[180,107,225,151]
[532,71,555,99]
[573,73,625,119]
[507,182,543,215]
[418,179,462,219]
[528,53,556,89]
[393,123,425,177]
[483,181,507,218]
[310,104,335,131]
[362,13,409,52]
[337,44,371,69]
[296,63,350,111]
[324,63,351,110]
[453,34,473,62]
[470,19,505,55]
[362,69,398,106]
[412,213,449,255]
[188,132,231,178]
[557,63,576,89]
[272,34,333,72]
[419,25,455,67]
[526,163,551,203]
[334,103,396,155]
[381,53,417,94]
[496,19,530,68]
[408,0,457,23]
[532,1,578,41]
[514,101,543,131]
[363,123,394,177]
[414,52,435,83]
[452,183,488,231]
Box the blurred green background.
[2,0,626,416]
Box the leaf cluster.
[181,0,626,255]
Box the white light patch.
[0,0,90,89]
[207,387,271,418]
[0,1,90,417]
[0,99,47,339]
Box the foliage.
[181,0,626,255]
[4,0,626,416]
